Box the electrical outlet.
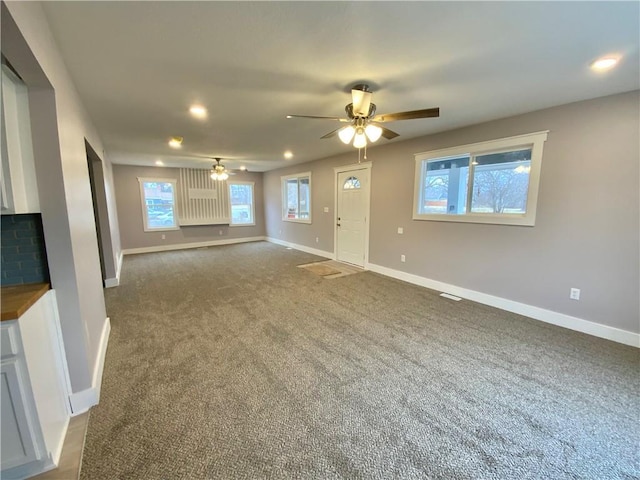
[219,230,223,236]
[401,254,406,262]
[570,288,580,300]
[161,234,166,240]
[315,237,319,243]
[397,227,404,234]
[323,207,329,213]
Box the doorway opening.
[85,141,117,287]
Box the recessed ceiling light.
[284,151,293,159]
[155,160,164,166]
[591,56,619,71]
[168,136,183,148]
[189,105,207,119]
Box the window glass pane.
[343,176,361,189]
[143,181,176,228]
[470,149,531,214]
[286,178,299,218]
[282,172,311,223]
[230,183,254,225]
[422,156,469,215]
[299,177,310,218]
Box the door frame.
[333,161,372,268]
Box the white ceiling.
[41,1,639,172]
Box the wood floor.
[33,412,90,480]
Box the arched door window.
[343,176,361,189]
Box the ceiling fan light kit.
[210,157,230,181]
[364,124,382,142]
[338,125,355,144]
[287,83,440,154]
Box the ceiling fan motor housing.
[345,103,377,120]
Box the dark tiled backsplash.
[1,214,50,286]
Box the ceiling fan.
[209,157,241,180]
[286,84,439,150]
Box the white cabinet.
[0,291,70,479]
[1,63,39,215]
[1,356,44,471]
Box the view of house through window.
[138,178,178,231]
[282,172,311,223]
[414,132,547,226]
[229,181,255,225]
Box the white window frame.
[138,177,179,232]
[228,181,255,227]
[413,131,548,226]
[281,172,312,224]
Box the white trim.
[266,236,334,260]
[366,262,639,348]
[414,131,550,159]
[68,317,111,414]
[333,162,372,267]
[281,171,312,224]
[138,176,179,232]
[122,236,266,256]
[47,291,73,416]
[413,131,548,226]
[68,388,98,416]
[228,180,256,226]
[104,250,124,288]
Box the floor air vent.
[440,293,462,301]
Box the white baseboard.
[367,262,639,348]
[266,237,334,260]
[105,251,124,288]
[68,317,111,414]
[122,236,266,255]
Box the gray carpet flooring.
[81,241,639,479]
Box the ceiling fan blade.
[380,126,400,140]
[286,114,350,122]
[351,89,372,117]
[321,127,343,139]
[371,107,440,123]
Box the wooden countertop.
[1,283,50,321]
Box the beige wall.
[265,91,640,335]
[114,164,265,250]
[3,2,120,392]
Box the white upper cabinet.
[1,64,40,214]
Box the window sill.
[412,213,535,226]
[282,218,311,224]
[143,226,180,232]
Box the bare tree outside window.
[471,149,532,213]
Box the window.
[413,131,548,226]
[282,172,311,223]
[229,181,255,226]
[343,176,361,189]
[138,178,179,231]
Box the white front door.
[336,168,370,267]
